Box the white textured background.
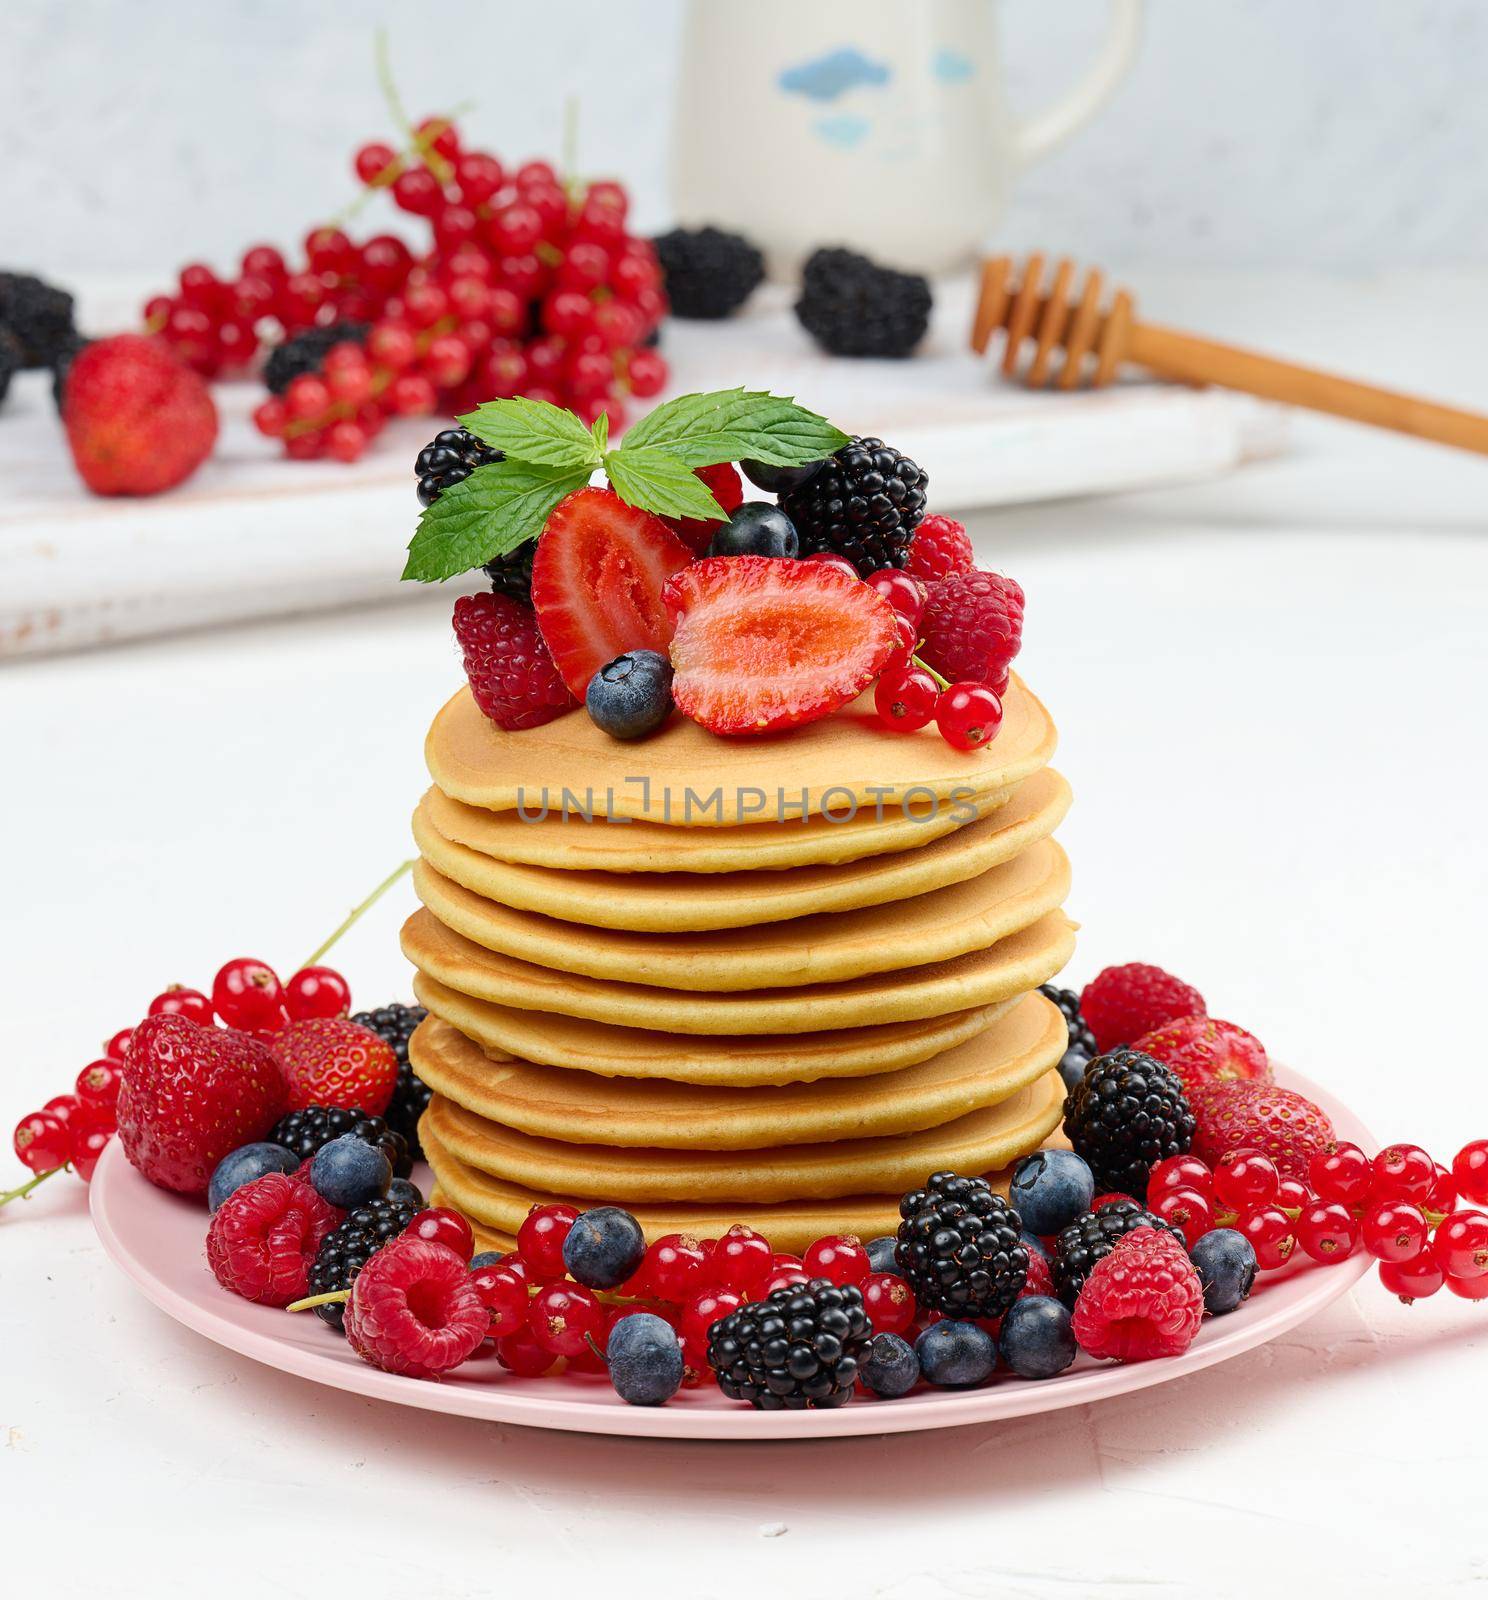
[5,0,1488,277]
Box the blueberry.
[469,1250,503,1270]
[1190,1227,1257,1315]
[387,1177,424,1211]
[998,1295,1077,1379]
[309,1132,392,1209]
[740,458,823,494]
[864,1234,900,1275]
[605,1311,684,1406]
[1021,1230,1052,1262]
[585,650,674,740]
[915,1320,996,1388]
[860,1331,920,1398]
[208,1142,298,1212]
[563,1205,646,1289]
[1009,1149,1095,1235]
[706,502,800,559]
[1058,1045,1092,1095]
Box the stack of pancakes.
[403,675,1077,1253]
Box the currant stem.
[298,859,415,972]
[913,654,952,692]
[286,1289,352,1313]
[0,1165,65,1208]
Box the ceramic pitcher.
[670,0,1144,277]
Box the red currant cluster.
[824,560,1006,751]
[149,114,668,466]
[1147,1139,1488,1300]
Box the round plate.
[90,1067,1373,1441]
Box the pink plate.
[90,1067,1373,1440]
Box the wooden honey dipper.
[971,254,1488,456]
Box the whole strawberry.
[1081,963,1206,1053]
[273,1018,398,1116]
[62,334,218,496]
[1191,1081,1336,1180]
[117,1015,286,1197]
[1133,1015,1271,1094]
[452,592,576,731]
[919,569,1024,688]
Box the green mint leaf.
[604,446,725,522]
[620,388,850,468]
[590,410,609,457]
[460,397,602,471]
[401,459,591,583]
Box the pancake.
[402,906,1077,1034]
[425,673,1056,825]
[418,781,1012,876]
[413,972,1013,1086]
[422,1067,1065,1202]
[408,992,1066,1147]
[412,836,1070,991]
[423,1122,1073,1254]
[413,767,1071,932]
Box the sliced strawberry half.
[664,556,899,736]
[531,486,696,696]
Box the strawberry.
[116,1015,286,1197]
[663,556,899,736]
[530,486,695,695]
[1190,1082,1336,1180]
[1133,1015,1272,1094]
[272,1018,398,1116]
[62,334,218,496]
[662,463,744,554]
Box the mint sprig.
[402,389,850,584]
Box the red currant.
[147,985,215,1027]
[935,683,1004,751]
[285,374,331,421]
[1309,1141,1374,1206]
[455,151,503,204]
[253,397,288,439]
[708,1225,773,1293]
[104,1027,134,1063]
[70,1122,112,1183]
[1445,1271,1488,1301]
[325,421,369,464]
[864,570,925,626]
[489,202,543,255]
[1378,1252,1445,1302]
[1295,1201,1359,1263]
[640,1233,708,1302]
[1151,1186,1215,1248]
[681,1287,744,1342]
[13,1111,69,1173]
[470,1262,529,1336]
[1371,1144,1437,1203]
[405,1207,475,1261]
[1147,1153,1213,1200]
[304,226,354,275]
[392,167,443,217]
[354,141,397,185]
[210,958,285,1034]
[1274,1176,1310,1217]
[1240,1205,1296,1270]
[860,1272,916,1334]
[433,204,480,253]
[389,373,437,416]
[282,966,351,1021]
[1425,1163,1458,1218]
[1452,1140,1488,1205]
[1361,1200,1429,1262]
[75,1060,123,1116]
[517,1203,579,1281]
[240,244,286,281]
[1213,1148,1280,1211]
[1431,1210,1488,1279]
[528,1281,605,1359]
[416,115,461,161]
[802,1234,871,1287]
[759,1265,810,1297]
[495,1327,557,1377]
[43,1093,81,1126]
[625,347,668,401]
[874,666,938,733]
[368,319,417,370]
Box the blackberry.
[706,1278,870,1409]
[779,436,928,575]
[49,331,89,414]
[267,1105,411,1179]
[1041,982,1098,1092]
[1051,1198,1186,1307]
[1063,1048,1197,1198]
[895,1170,1029,1319]
[651,226,764,320]
[352,1004,431,1160]
[794,247,931,359]
[0,270,77,368]
[263,321,369,395]
[0,326,20,411]
[307,1194,425,1331]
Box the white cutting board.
[0,277,1286,657]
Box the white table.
[5,274,1487,1598]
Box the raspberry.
[664,463,744,554]
[1080,964,1207,1053]
[272,1018,398,1117]
[1190,1082,1336,1181]
[343,1236,490,1379]
[918,569,1025,688]
[905,515,974,584]
[1071,1227,1204,1362]
[452,591,576,731]
[1131,1015,1270,1094]
[206,1174,341,1306]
